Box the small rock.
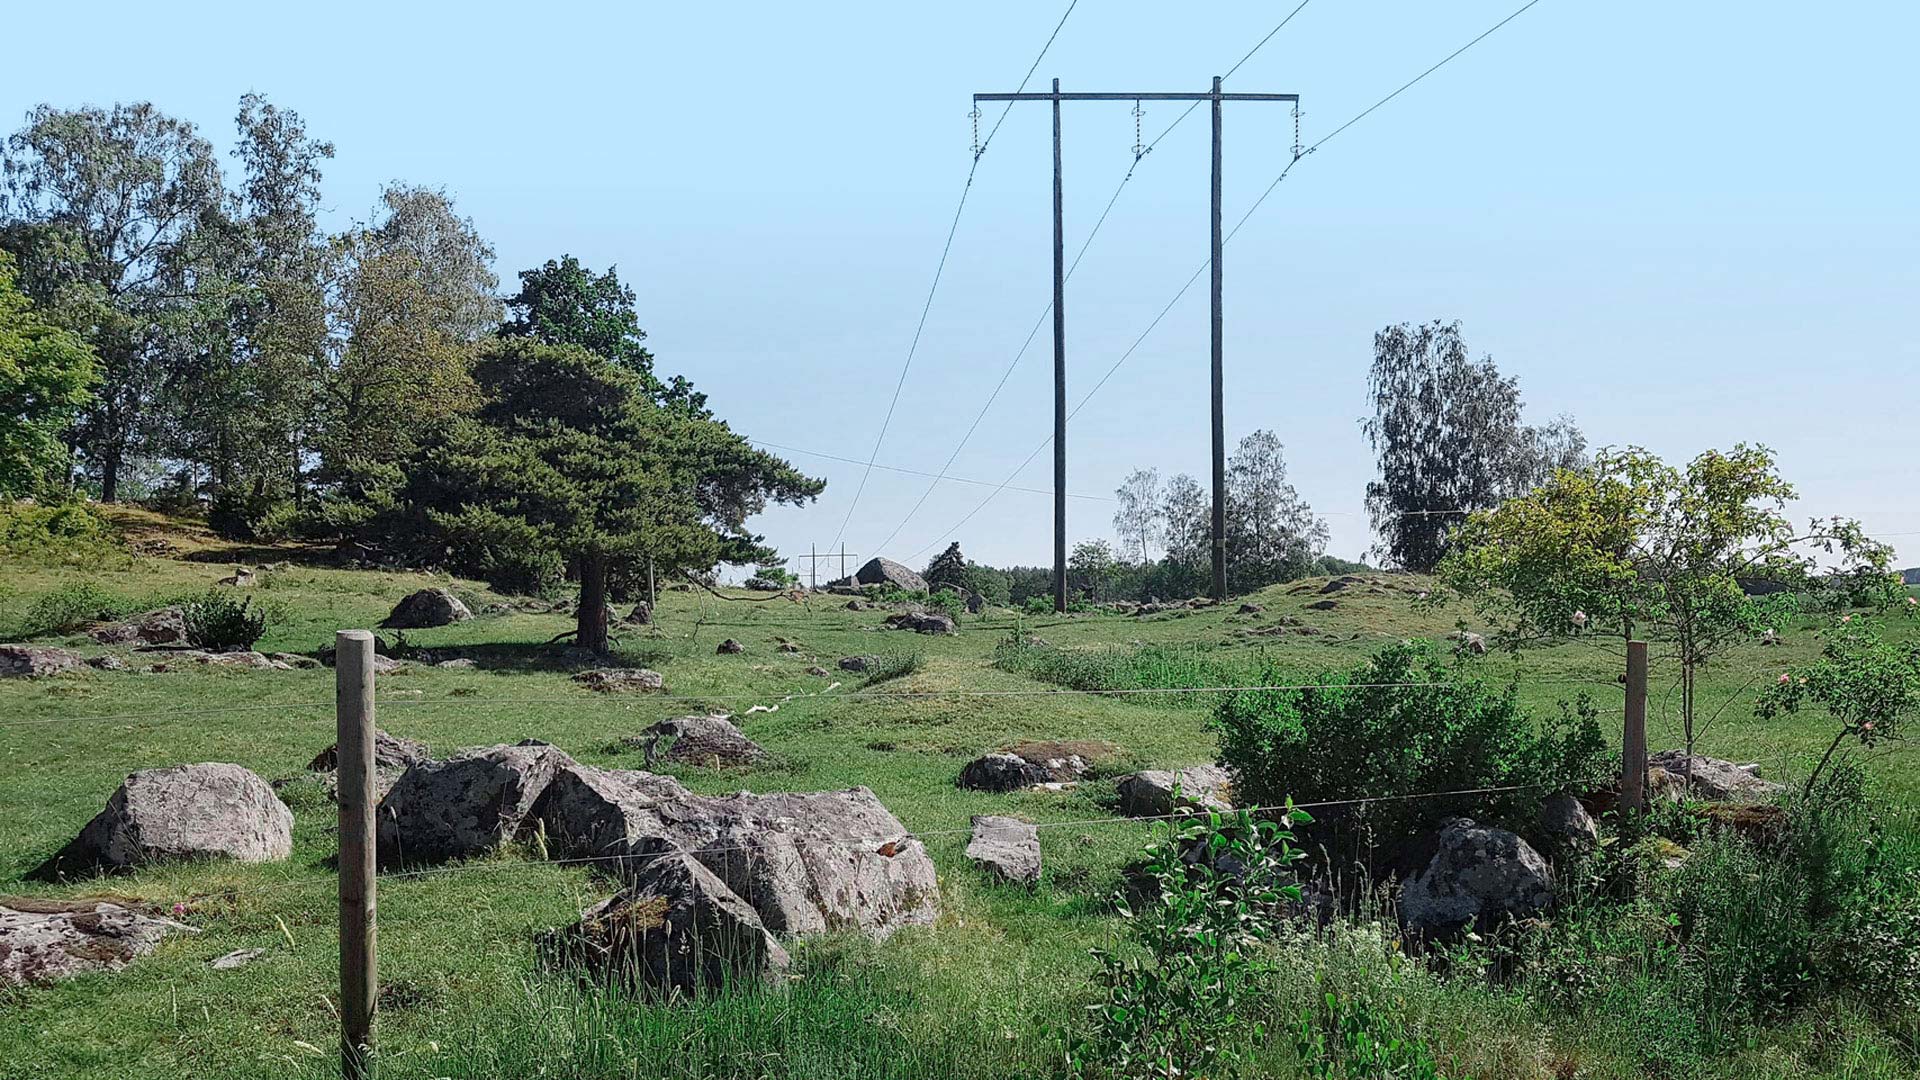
[966,815,1041,886]
[198,651,278,670]
[435,657,476,670]
[209,948,264,971]
[573,668,666,693]
[268,652,322,670]
[1306,599,1338,611]
[805,665,829,677]
[1116,765,1233,817]
[217,568,256,587]
[716,638,745,655]
[380,588,473,630]
[1237,602,1264,614]
[958,753,1048,793]
[837,655,872,673]
[621,602,653,627]
[1456,631,1487,656]
[86,654,129,672]
[883,612,955,635]
[1535,793,1598,856]
[777,642,802,654]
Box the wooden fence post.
[336,629,377,1079]
[1622,639,1648,815]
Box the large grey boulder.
[966,815,1040,886]
[88,607,186,646]
[376,743,576,866]
[572,668,665,693]
[379,588,473,630]
[1116,765,1234,817]
[633,715,770,768]
[538,769,938,939]
[546,852,790,996]
[1,900,196,986]
[48,763,292,875]
[1647,750,1786,804]
[1400,818,1553,938]
[854,557,928,593]
[0,644,85,678]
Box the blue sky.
[6,0,1915,571]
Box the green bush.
[0,500,126,565]
[861,649,922,687]
[925,589,964,622]
[180,591,268,651]
[1212,641,1611,847]
[1072,807,1310,1079]
[1295,987,1456,1080]
[208,487,291,542]
[18,581,134,638]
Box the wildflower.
[1842,613,1854,624]
[1908,596,1917,607]
[170,902,188,918]
[1571,610,1588,628]
[1778,673,1792,684]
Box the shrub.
[19,581,134,638]
[1295,987,1456,1080]
[1212,641,1611,847]
[180,590,268,651]
[0,499,126,565]
[925,589,964,622]
[861,649,922,687]
[1072,807,1309,1078]
[208,487,291,542]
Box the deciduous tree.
[0,250,94,496]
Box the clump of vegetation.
[860,649,923,687]
[1295,986,1458,1080]
[0,500,126,566]
[994,633,1251,705]
[180,590,268,651]
[1757,615,1920,796]
[1212,641,1611,846]
[1072,807,1309,1078]
[924,588,965,622]
[16,581,135,638]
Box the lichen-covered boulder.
[538,770,938,939]
[1647,750,1786,804]
[88,607,187,646]
[306,730,432,799]
[1400,818,1553,939]
[545,852,790,996]
[376,743,576,866]
[1535,793,1598,856]
[715,638,745,655]
[379,588,473,630]
[837,655,872,673]
[1116,765,1233,817]
[0,900,196,986]
[634,715,770,768]
[47,763,293,875]
[883,611,955,635]
[966,815,1040,886]
[0,644,85,678]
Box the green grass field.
[2,514,1915,1079]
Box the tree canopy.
[0,250,95,496]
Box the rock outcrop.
[1647,751,1786,804]
[88,607,187,646]
[632,715,770,768]
[883,611,955,635]
[572,668,665,693]
[376,742,577,866]
[851,557,928,593]
[1,899,196,986]
[0,644,85,678]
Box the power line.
[829,0,1079,553]
[867,0,1317,559]
[747,436,1116,501]
[906,0,1553,559]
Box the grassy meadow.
[2,510,1916,1080]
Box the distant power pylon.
[793,544,858,590]
[972,78,1300,607]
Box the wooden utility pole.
[973,79,1299,608]
[335,630,377,1080]
[1621,640,1649,814]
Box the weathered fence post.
[1622,639,1648,815]
[336,629,377,1079]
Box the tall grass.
[993,634,1258,705]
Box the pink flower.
[1571,610,1588,628]
[170,902,188,918]
[1908,596,1917,607]
[1842,613,1854,624]
[1778,673,1792,684]
[1863,721,1876,732]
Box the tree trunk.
[576,552,609,654]
[100,451,121,503]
